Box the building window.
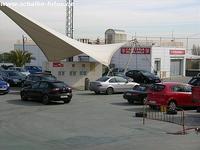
[70,71,77,76]
[58,71,65,76]
[80,71,87,76]
[78,56,89,62]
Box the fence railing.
[142,105,186,134]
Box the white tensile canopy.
[0,3,126,66]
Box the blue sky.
[0,0,200,51]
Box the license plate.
[60,95,68,98]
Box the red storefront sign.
[170,50,185,55]
[53,62,64,67]
[121,47,151,54]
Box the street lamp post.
[124,38,139,74]
[22,35,27,51]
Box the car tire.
[42,95,49,105]
[127,99,134,104]
[197,107,200,113]
[168,101,177,110]
[64,97,71,104]
[106,87,113,95]
[21,92,28,101]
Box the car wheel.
[168,101,177,110]
[64,97,71,104]
[42,95,49,105]
[21,92,28,101]
[127,99,134,104]
[197,107,200,113]
[106,87,113,95]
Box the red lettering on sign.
[121,47,151,54]
[53,62,64,67]
[170,50,185,55]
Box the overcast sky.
[0,0,200,51]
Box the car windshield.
[42,75,56,81]
[133,85,147,91]
[185,85,192,92]
[97,76,109,82]
[140,70,154,77]
[6,71,20,77]
[16,68,26,72]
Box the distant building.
[44,61,102,89]
[105,29,127,44]
[111,41,187,78]
[14,40,47,67]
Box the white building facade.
[43,61,102,89]
[111,45,186,78]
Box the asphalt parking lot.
[0,84,200,150]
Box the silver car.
[89,76,139,95]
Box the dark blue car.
[0,76,10,94]
[24,66,42,74]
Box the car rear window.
[133,85,147,91]
[150,84,165,92]
[42,75,56,81]
[97,76,109,82]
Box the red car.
[147,82,200,109]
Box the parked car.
[188,75,200,110]
[24,66,42,74]
[188,75,200,86]
[20,80,72,105]
[0,76,10,94]
[0,70,26,86]
[191,79,200,112]
[8,67,30,76]
[123,85,150,104]
[146,82,200,110]
[125,70,161,84]
[89,76,139,95]
[22,73,57,87]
